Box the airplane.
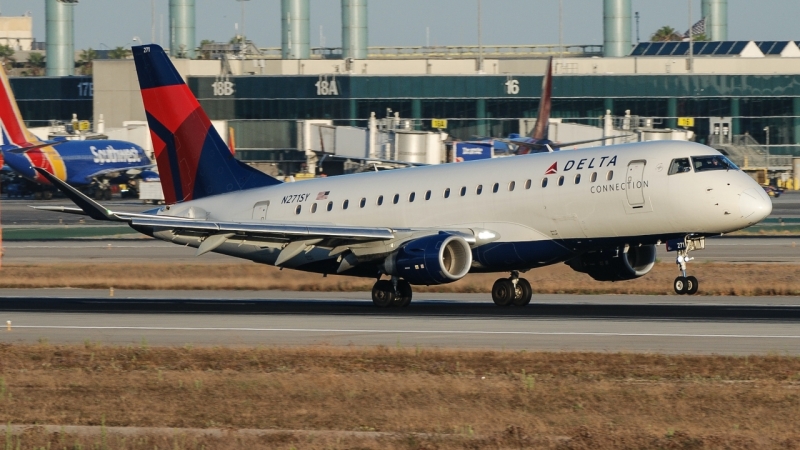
[0,65,153,200]
[489,56,627,154]
[33,44,772,307]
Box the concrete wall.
[0,16,33,51]
[93,58,219,128]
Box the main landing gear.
[673,238,704,295]
[371,277,412,308]
[491,271,532,307]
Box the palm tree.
[108,46,132,59]
[0,45,15,73]
[78,48,97,75]
[26,52,45,76]
[650,26,683,42]
[691,33,709,42]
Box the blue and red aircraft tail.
[132,44,280,204]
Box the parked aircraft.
[492,56,625,154]
[34,44,772,306]
[0,66,152,199]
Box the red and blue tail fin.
[132,44,280,204]
[530,56,553,141]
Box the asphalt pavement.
[0,290,798,354]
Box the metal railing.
[253,44,603,60]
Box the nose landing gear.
[491,271,532,307]
[671,237,704,295]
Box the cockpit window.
[668,158,692,175]
[692,155,739,172]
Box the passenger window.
[508,181,515,191]
[360,198,366,208]
[295,205,301,215]
[590,172,597,182]
[492,183,499,193]
[558,176,565,186]
[541,177,548,188]
[607,171,614,181]
[444,188,451,198]
[425,190,432,200]
[377,195,384,206]
[460,186,467,196]
[393,194,400,204]
[342,199,349,210]
[669,157,692,174]
[524,179,532,189]
[409,192,416,202]
[311,203,318,213]
[327,201,333,211]
[476,184,483,195]
[575,174,581,184]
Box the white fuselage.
[155,140,771,273]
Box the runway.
[3,235,799,263]
[1,290,799,355]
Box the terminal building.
[7,0,800,178]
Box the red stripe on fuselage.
[25,149,55,184]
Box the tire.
[103,189,112,201]
[43,191,53,200]
[673,276,688,295]
[94,189,103,200]
[393,280,413,307]
[511,278,533,307]
[686,276,699,295]
[491,279,514,306]
[371,280,395,307]
[33,191,42,200]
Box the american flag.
[316,191,330,200]
[683,17,706,39]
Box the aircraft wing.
[82,163,157,181]
[497,135,633,151]
[1,140,65,153]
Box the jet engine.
[567,244,656,281]
[384,233,473,285]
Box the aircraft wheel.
[94,189,103,200]
[491,279,514,306]
[103,189,112,201]
[371,280,395,307]
[511,278,533,307]
[686,276,699,295]
[393,280,413,307]
[673,277,688,295]
[33,191,43,200]
[43,191,53,200]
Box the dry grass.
[1,344,800,449]
[0,261,798,295]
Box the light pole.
[236,0,250,55]
[764,126,770,170]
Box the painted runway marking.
[7,325,800,339]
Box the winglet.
[33,168,121,222]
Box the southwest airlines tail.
[132,44,280,204]
[0,65,42,148]
[529,56,553,141]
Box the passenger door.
[626,160,646,207]
[252,201,270,221]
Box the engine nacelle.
[567,244,656,281]
[384,234,473,285]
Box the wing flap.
[129,217,395,241]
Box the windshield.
[691,155,739,172]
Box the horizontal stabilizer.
[2,140,64,153]
[32,168,121,222]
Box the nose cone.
[739,188,772,223]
